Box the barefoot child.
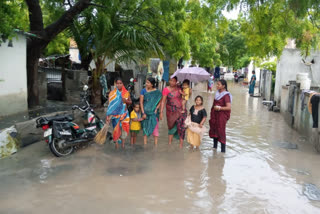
[130,103,143,145]
[179,79,191,113]
[185,96,207,149]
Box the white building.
[69,39,81,64]
[247,61,260,82]
[274,48,320,105]
[0,33,28,116]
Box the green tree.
[72,0,192,72]
[72,1,165,104]
[44,32,70,56]
[17,0,95,107]
[156,0,190,60]
[217,19,250,69]
[226,0,320,57]
[183,0,226,67]
[0,1,28,38]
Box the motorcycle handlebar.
[72,105,89,112]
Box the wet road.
[1,83,320,214]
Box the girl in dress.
[186,96,207,150]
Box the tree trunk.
[91,58,104,106]
[27,40,42,107]
[81,53,92,70]
[25,0,92,107]
[92,83,102,106]
[61,63,67,101]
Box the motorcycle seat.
[43,115,74,123]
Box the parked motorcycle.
[234,73,239,83]
[36,85,107,157]
[126,78,136,94]
[126,78,139,113]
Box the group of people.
[105,76,232,153]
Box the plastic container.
[296,73,309,83]
[300,78,311,90]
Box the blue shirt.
[140,88,147,96]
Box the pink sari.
[163,87,187,139]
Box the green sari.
[141,89,162,136]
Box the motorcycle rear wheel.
[49,139,74,157]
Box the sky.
[222,6,240,20]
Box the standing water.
[1,83,320,214]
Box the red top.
[209,94,231,144]
[162,87,170,96]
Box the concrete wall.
[280,86,289,115]
[65,70,88,103]
[308,50,320,86]
[0,34,28,116]
[89,58,141,77]
[275,49,320,106]
[38,72,47,106]
[89,58,115,72]
[120,61,140,78]
[280,84,319,150]
[259,70,272,101]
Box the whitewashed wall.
[120,61,140,77]
[89,58,115,72]
[69,48,81,63]
[0,34,28,116]
[247,61,260,82]
[274,49,320,105]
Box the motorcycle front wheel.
[49,139,74,157]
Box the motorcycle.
[126,78,139,113]
[126,78,136,94]
[36,85,107,157]
[234,73,239,83]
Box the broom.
[94,122,110,145]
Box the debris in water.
[304,184,320,201]
[294,169,310,176]
[273,141,298,149]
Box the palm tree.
[71,2,164,105]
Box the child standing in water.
[130,103,143,145]
[186,96,207,149]
[180,79,191,113]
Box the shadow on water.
[106,165,148,176]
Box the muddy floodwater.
[1,83,320,214]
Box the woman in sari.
[160,76,187,148]
[106,77,132,149]
[209,79,232,153]
[140,77,162,145]
[207,74,214,93]
[249,70,256,96]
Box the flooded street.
[1,83,320,214]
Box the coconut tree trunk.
[81,53,93,70]
[91,58,103,106]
